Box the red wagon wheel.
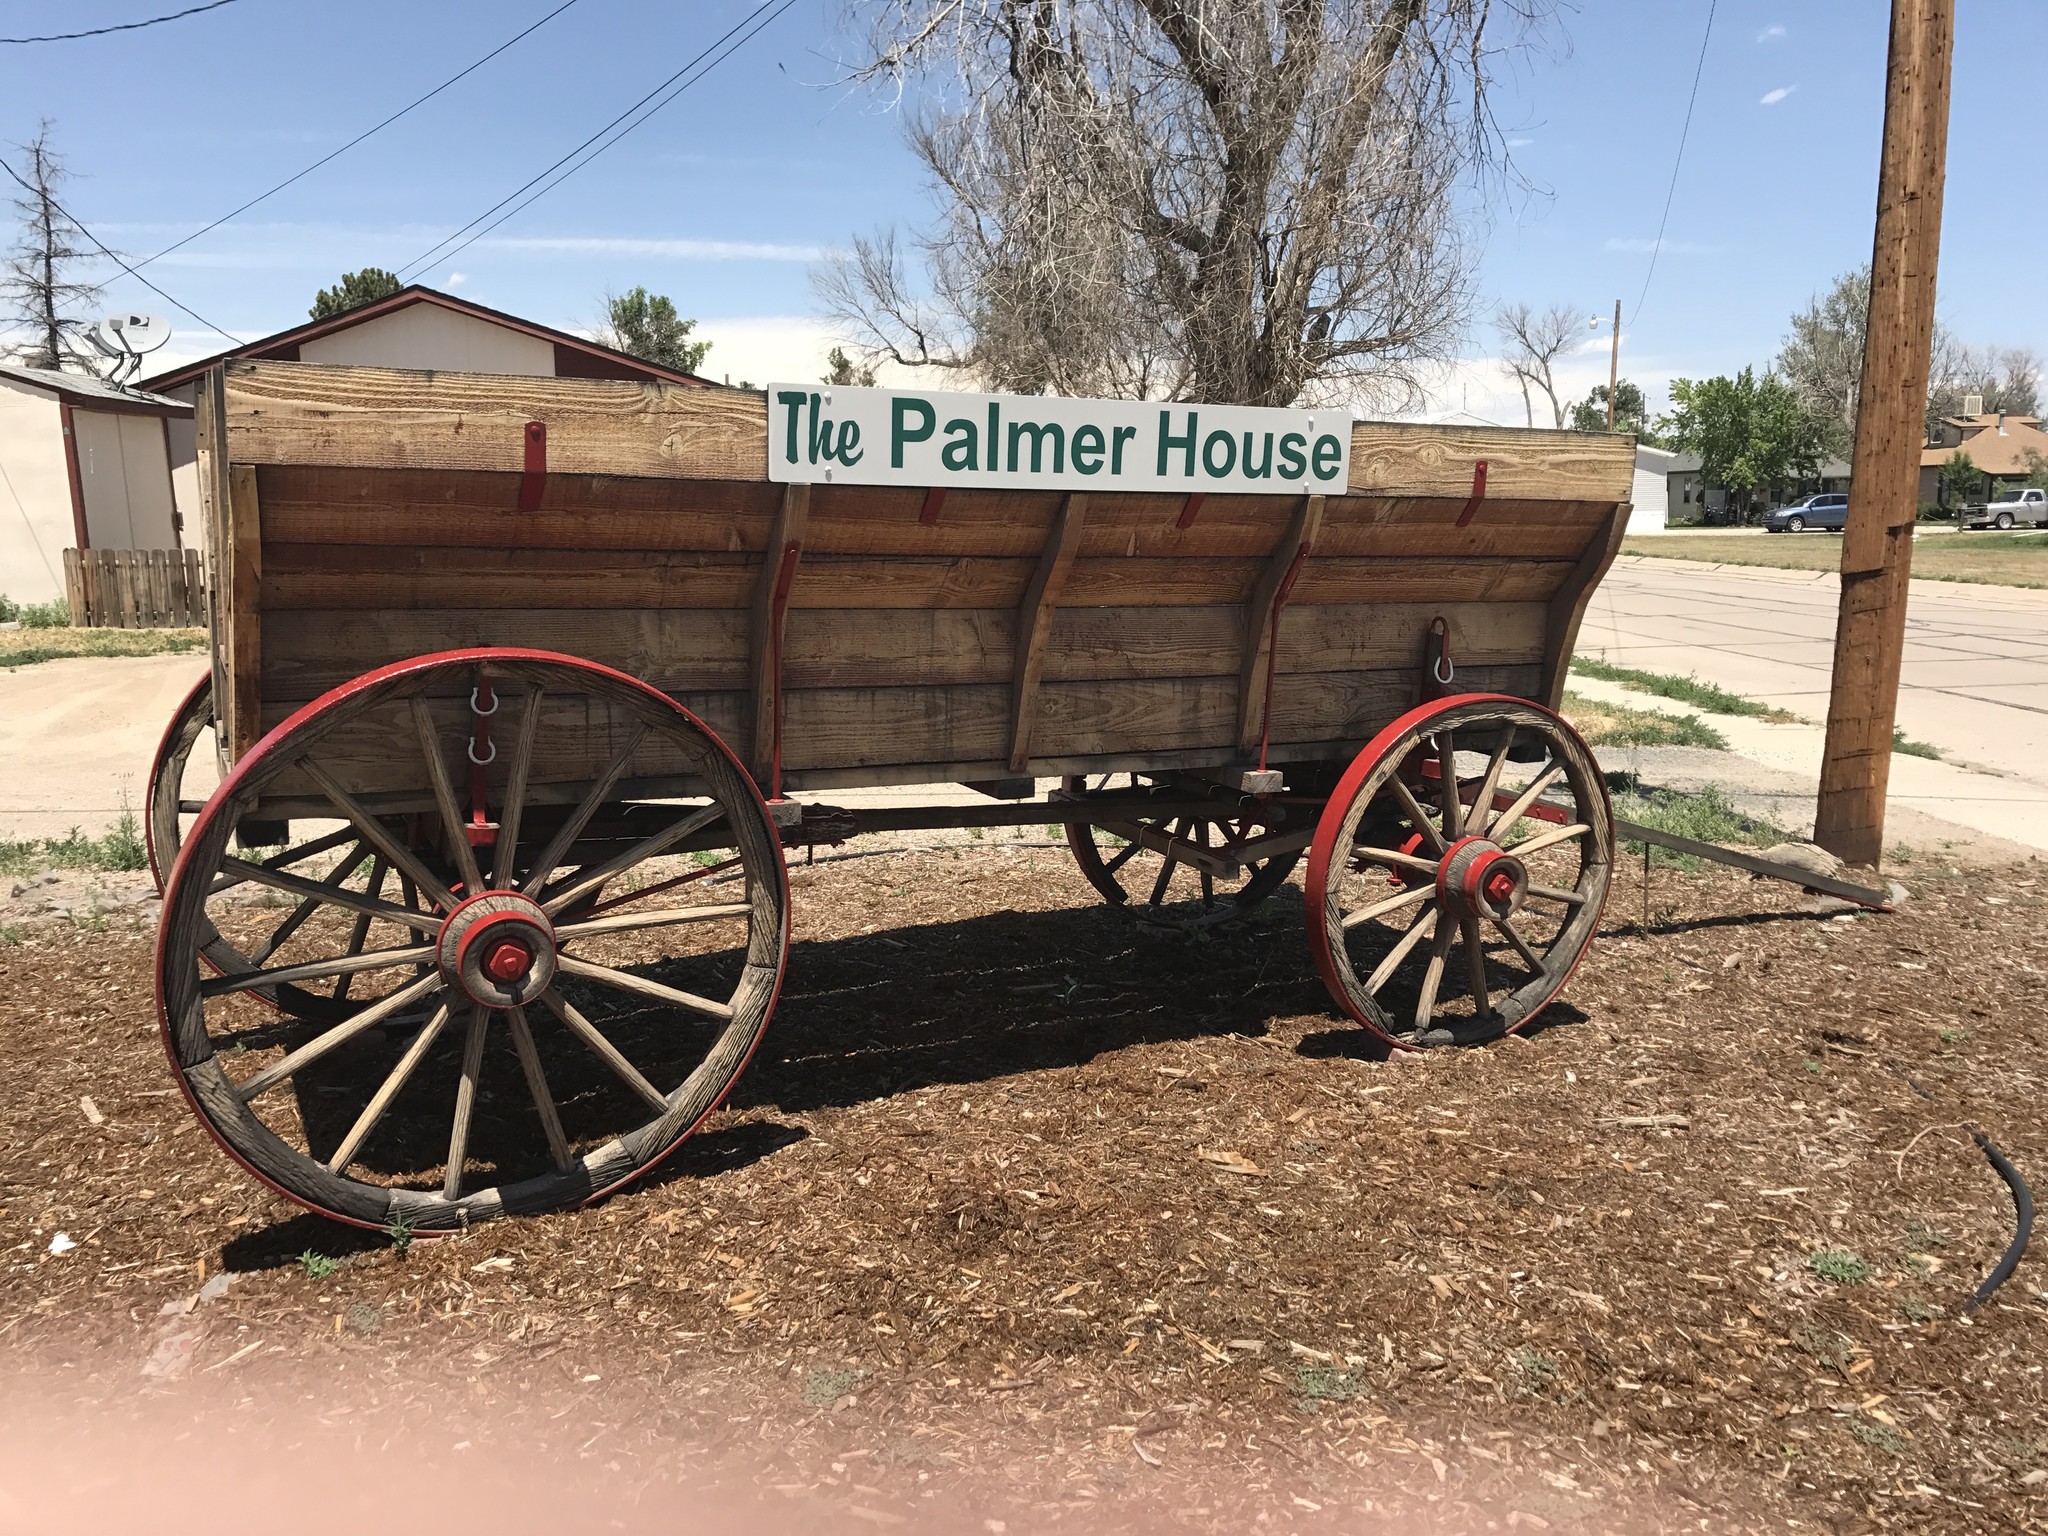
[156,649,790,1231]
[1061,773,1301,927]
[1305,694,1611,1049]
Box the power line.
[2,0,238,45]
[396,0,796,282]
[1630,0,1716,327]
[0,155,232,341]
[132,0,585,273]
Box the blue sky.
[1,0,2039,419]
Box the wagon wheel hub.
[439,890,557,1008]
[1436,835,1529,922]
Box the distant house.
[140,284,715,540]
[1663,452,1852,525]
[1628,444,1680,533]
[1918,404,2048,505]
[0,362,190,605]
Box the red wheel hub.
[1435,835,1528,922]
[438,890,557,1008]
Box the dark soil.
[4,845,2047,1534]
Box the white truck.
[1961,486,2048,530]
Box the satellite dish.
[108,313,170,355]
[82,323,126,359]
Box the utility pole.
[1605,299,1621,430]
[1813,0,1953,868]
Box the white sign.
[765,384,1350,494]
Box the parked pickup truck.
[1961,487,2048,530]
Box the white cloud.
[1605,237,1720,256]
[445,271,469,289]
[478,235,830,262]
[1756,24,1786,42]
[1505,136,1534,148]
[1377,352,1681,429]
[1760,85,1796,106]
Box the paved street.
[1586,552,2048,853]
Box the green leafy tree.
[1569,380,1659,440]
[822,345,876,387]
[1659,369,1826,519]
[601,287,710,373]
[310,267,402,320]
[1937,450,1981,506]
[2023,447,2048,492]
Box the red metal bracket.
[1421,615,1454,703]
[465,673,499,850]
[1176,492,1206,530]
[919,486,947,525]
[766,539,804,802]
[1256,540,1313,772]
[1454,459,1488,527]
[518,421,548,512]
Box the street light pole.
[1813,0,1954,869]
[1606,299,1621,430]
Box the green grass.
[0,807,148,878]
[0,594,70,627]
[0,625,206,668]
[1622,530,2048,590]
[1560,691,1727,749]
[1609,780,1779,869]
[1808,1248,1873,1285]
[296,1251,341,1280]
[1571,656,1803,722]
[1294,1366,1362,1403]
[1892,725,1941,760]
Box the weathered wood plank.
[1347,421,1635,502]
[224,360,763,480]
[1237,495,1326,750]
[226,465,264,757]
[1539,502,1631,709]
[1008,493,1088,770]
[261,547,757,612]
[749,482,810,780]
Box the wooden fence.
[63,548,208,629]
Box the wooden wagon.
[149,361,1635,1230]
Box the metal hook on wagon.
[1424,615,1455,700]
[469,686,501,717]
[467,737,498,766]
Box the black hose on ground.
[1965,1130,2035,1315]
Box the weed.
[1940,1028,1971,1044]
[0,625,206,668]
[386,1207,418,1254]
[1899,1299,1943,1323]
[1905,1219,1950,1250]
[1891,726,1941,760]
[1808,1249,1872,1285]
[1889,843,1915,864]
[1796,1328,1852,1371]
[1571,657,1802,722]
[1610,780,1777,868]
[1997,1436,2044,1466]
[1849,1421,1906,1456]
[0,803,150,878]
[344,1300,383,1336]
[1803,1059,1821,1074]
[297,1251,341,1280]
[1561,691,1728,750]
[691,851,722,868]
[1294,1365,1361,1403]
[802,1364,870,1406]
[0,594,71,628]
[0,925,22,946]
[1510,1347,1559,1386]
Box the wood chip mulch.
[3,845,2047,1534]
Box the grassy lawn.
[1559,689,1727,749]
[0,626,206,668]
[1621,529,2048,589]
[1571,655,1803,722]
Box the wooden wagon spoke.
[539,988,671,1114]
[1101,838,1144,877]
[221,856,441,934]
[321,999,454,1174]
[1412,924,1455,1033]
[1351,846,1440,876]
[301,759,458,912]
[1490,913,1547,974]
[443,1007,490,1200]
[506,1005,573,1173]
[333,855,389,1001]
[553,953,736,1023]
[1196,823,1214,907]
[232,971,445,1103]
[1460,913,1492,1018]
[1469,725,1517,832]
[1524,882,1588,908]
[205,826,363,896]
[1486,764,1564,841]
[1388,777,1447,853]
[491,686,544,890]
[247,844,372,964]
[201,941,437,999]
[554,903,752,940]
[518,726,650,897]
[539,801,727,917]
[1364,903,1438,995]
[1146,817,1184,906]
[1437,729,1463,838]
[1341,879,1433,930]
[580,855,740,920]
[1502,822,1592,859]
[411,697,485,894]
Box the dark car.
[1763,492,1848,533]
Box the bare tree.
[1493,301,1579,427]
[1927,341,2042,428]
[2,122,103,371]
[820,1,1547,408]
